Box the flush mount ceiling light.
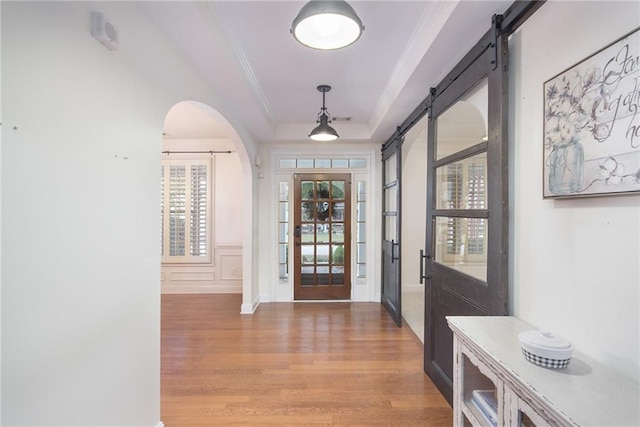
[291,0,364,50]
[309,85,339,142]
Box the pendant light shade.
[291,0,364,50]
[309,85,339,142]
[309,114,339,141]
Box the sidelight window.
[278,181,289,279]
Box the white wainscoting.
[161,244,242,293]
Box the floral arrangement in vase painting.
[543,27,640,198]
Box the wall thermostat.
[91,11,119,51]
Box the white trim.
[156,422,165,427]
[215,243,243,248]
[162,285,242,294]
[241,300,259,314]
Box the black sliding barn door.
[424,17,509,404]
[381,137,402,327]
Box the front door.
[381,138,402,326]
[293,173,351,300]
[424,24,509,403]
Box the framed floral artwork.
[543,27,640,198]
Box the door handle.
[391,239,400,264]
[419,249,431,284]
[294,225,301,237]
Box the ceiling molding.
[369,0,458,133]
[208,1,277,128]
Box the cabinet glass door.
[460,351,499,427]
[515,397,549,427]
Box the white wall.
[511,1,640,382]
[215,151,244,245]
[1,1,256,425]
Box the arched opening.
[160,100,254,311]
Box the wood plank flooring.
[161,294,452,426]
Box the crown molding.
[208,2,276,129]
[369,0,458,133]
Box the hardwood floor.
[161,294,452,426]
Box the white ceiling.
[149,1,512,144]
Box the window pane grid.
[278,181,290,279]
[278,158,368,169]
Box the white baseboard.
[240,299,260,314]
[156,422,165,427]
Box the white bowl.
[518,330,573,369]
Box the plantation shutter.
[467,162,486,255]
[161,159,212,263]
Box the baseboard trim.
[240,299,260,314]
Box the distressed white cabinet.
[447,316,640,427]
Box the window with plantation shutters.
[160,159,212,263]
[441,158,486,261]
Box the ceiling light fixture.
[309,85,339,141]
[291,0,364,50]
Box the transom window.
[279,158,367,169]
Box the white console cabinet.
[447,316,639,427]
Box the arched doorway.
[161,100,254,312]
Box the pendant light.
[291,0,364,50]
[309,85,339,141]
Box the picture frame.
[543,27,640,198]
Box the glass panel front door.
[294,173,351,300]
